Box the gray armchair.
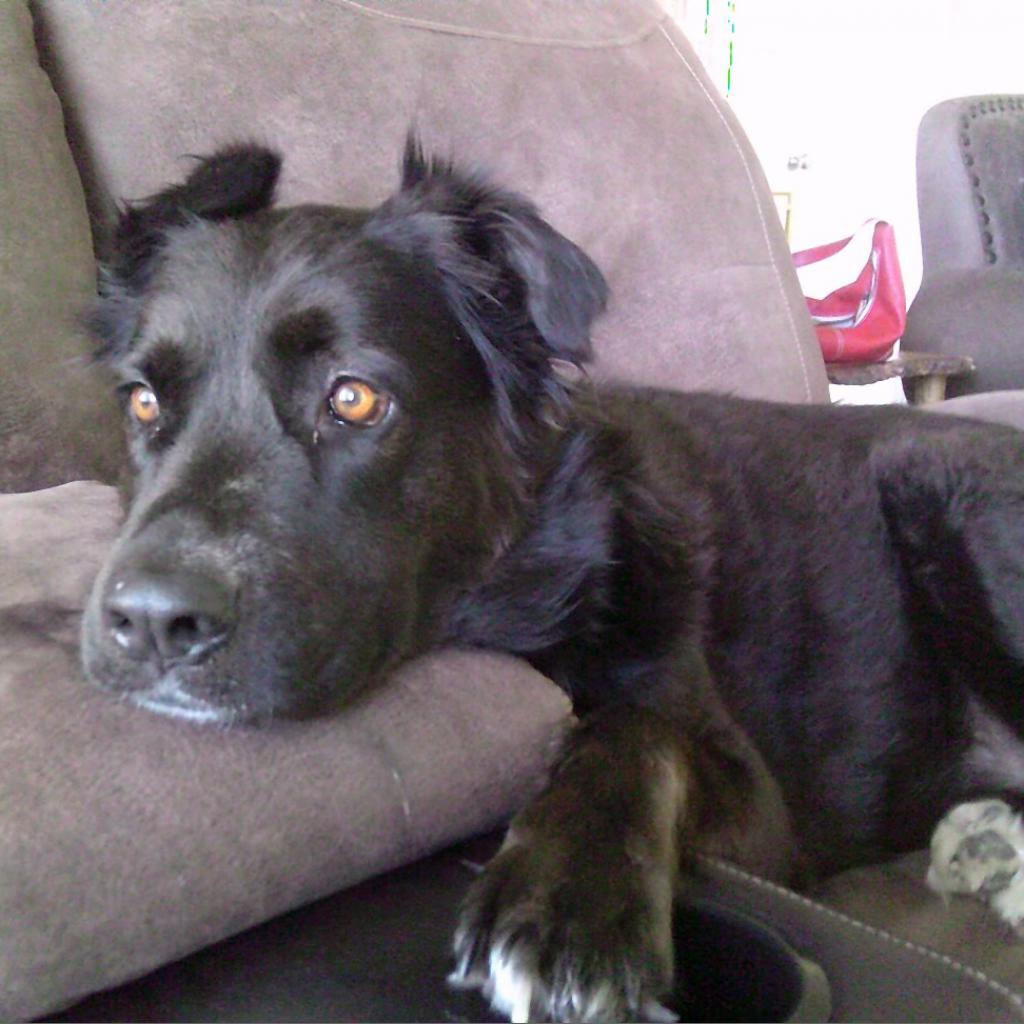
[904,95,1024,397]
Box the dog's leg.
[450,687,795,1023]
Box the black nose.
[103,570,235,665]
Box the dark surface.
[672,899,818,1023]
[51,833,506,1024]
[52,830,827,1023]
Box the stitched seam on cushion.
[698,853,1024,1020]
[657,24,814,404]
[320,0,666,49]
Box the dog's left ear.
[371,139,608,368]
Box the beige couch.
[3,1,1024,1020]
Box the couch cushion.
[0,1,123,492]
[31,0,828,405]
[0,483,570,1020]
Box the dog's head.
[80,141,607,724]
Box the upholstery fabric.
[915,96,1024,277]
[51,835,513,1024]
[905,268,1024,396]
[52,835,1024,1024]
[0,483,570,1020]
[31,0,828,404]
[0,1,123,491]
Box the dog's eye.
[327,377,391,428]
[128,384,160,425]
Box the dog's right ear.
[91,144,281,361]
[109,144,282,291]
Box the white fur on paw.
[928,799,1024,930]
[448,941,538,1023]
[449,941,677,1023]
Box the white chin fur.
[130,678,233,725]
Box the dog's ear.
[90,144,281,361]
[396,138,608,365]
[109,143,282,291]
[368,139,608,433]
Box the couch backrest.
[31,0,827,405]
[917,95,1024,277]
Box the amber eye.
[128,384,160,425]
[327,377,390,427]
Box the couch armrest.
[696,854,1024,1022]
[924,390,1024,431]
[1,484,570,1020]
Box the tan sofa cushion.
[0,1,123,492]
[32,0,828,405]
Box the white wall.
[663,1,1024,300]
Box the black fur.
[81,142,1024,1021]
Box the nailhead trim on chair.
[958,96,1024,266]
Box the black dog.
[81,142,1024,1021]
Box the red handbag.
[792,220,907,363]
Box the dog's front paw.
[449,833,678,1023]
[928,799,1024,932]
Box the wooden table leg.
[910,375,948,405]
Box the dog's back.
[589,389,1024,868]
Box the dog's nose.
[103,570,235,665]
